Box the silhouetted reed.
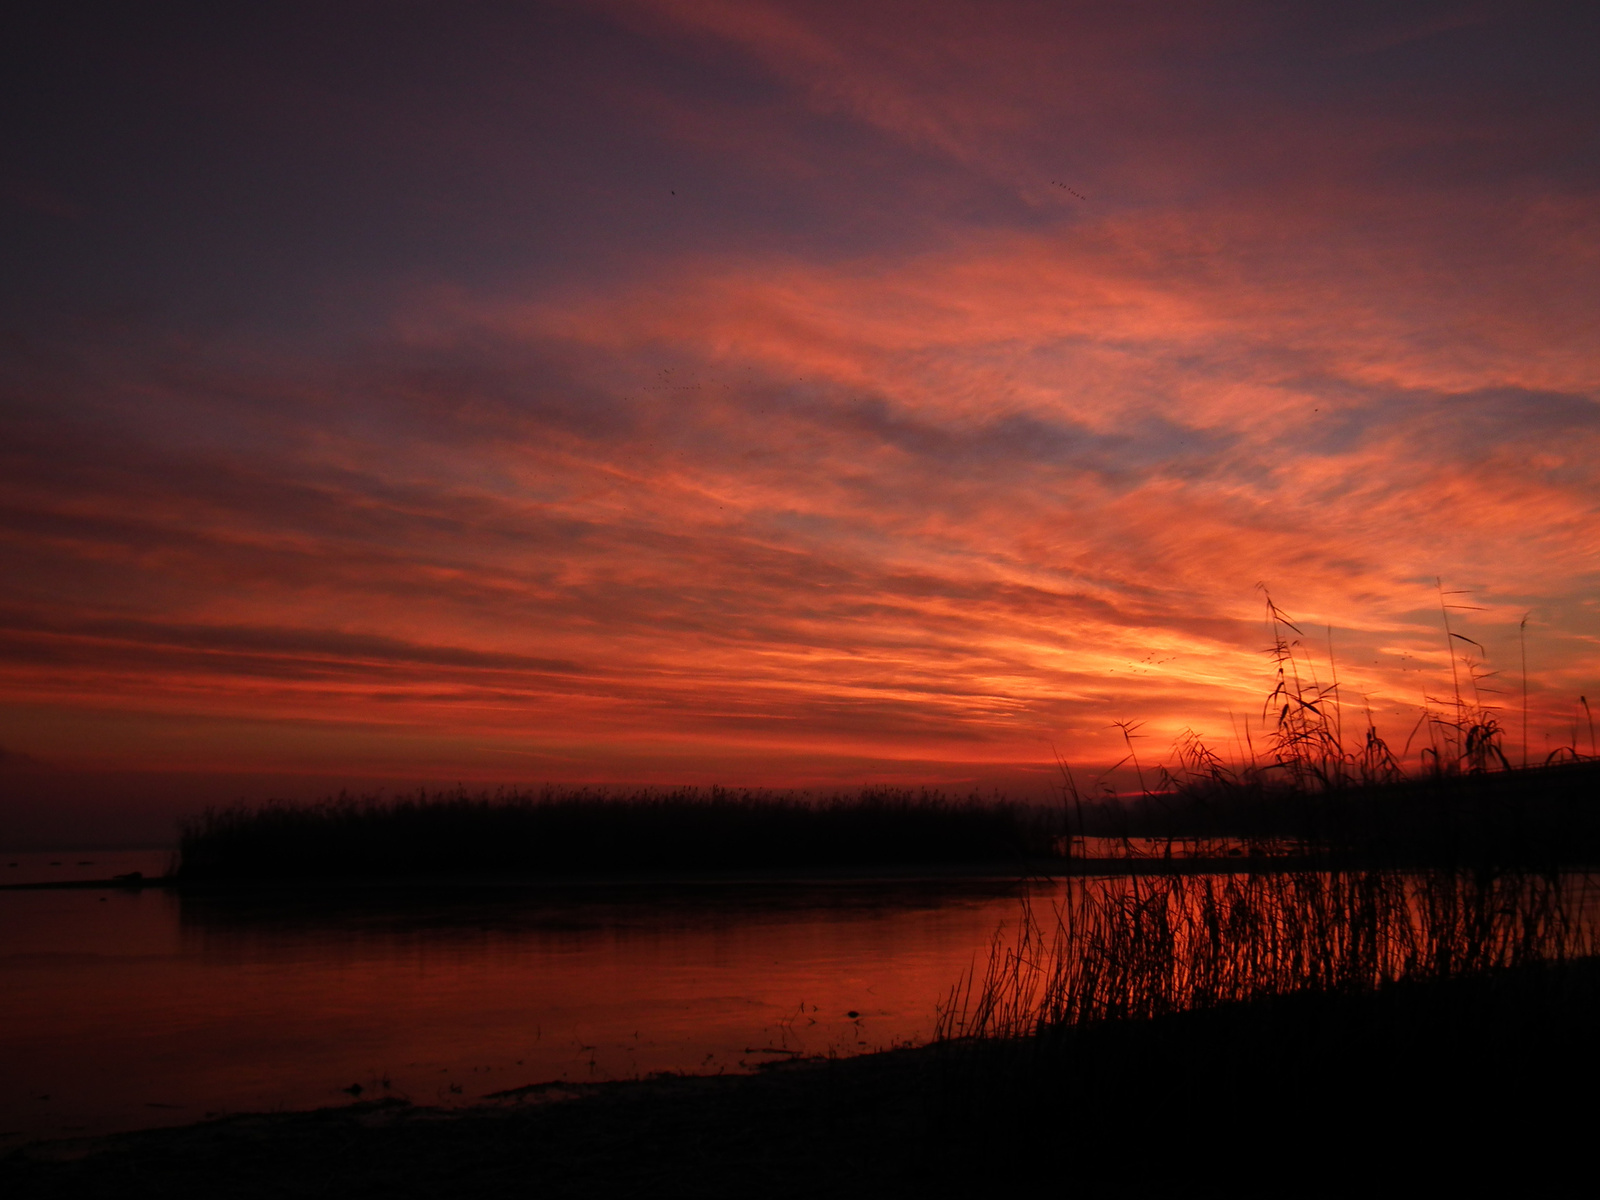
[177,591,1600,882]
[176,787,1059,882]
[1066,758,1600,866]
[923,869,1600,1187]
[936,867,1596,1041]
[1058,590,1600,866]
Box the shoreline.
[10,852,1583,893]
[9,961,1598,1195]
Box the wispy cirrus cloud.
[2,2,1597,820]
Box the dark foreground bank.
[9,958,1597,1197]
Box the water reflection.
[1,877,1029,1147]
[13,868,1589,1151]
[0,849,172,887]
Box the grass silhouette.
[937,866,1594,1041]
[176,591,1599,882]
[917,862,1600,1190]
[1057,590,1600,866]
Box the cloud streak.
[2,1,1597,808]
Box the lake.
[0,867,1040,1149]
[11,857,1594,1153]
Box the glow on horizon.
[1,2,1597,809]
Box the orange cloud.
[3,1,1597,829]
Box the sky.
[3,0,1598,844]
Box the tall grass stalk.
[936,868,1596,1041]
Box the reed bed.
[176,787,1059,882]
[1056,591,1600,865]
[936,867,1597,1041]
[1066,758,1600,865]
[177,591,1599,881]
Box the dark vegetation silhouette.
[177,590,1600,882]
[47,590,1587,1191]
[926,579,1600,1186]
[937,867,1593,1041]
[176,788,1058,882]
[911,862,1600,1189]
[22,582,1600,1193]
[1058,588,1600,866]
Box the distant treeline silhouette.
[176,787,1059,882]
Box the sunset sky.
[3,1,1598,842]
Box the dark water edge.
[9,958,1597,1197]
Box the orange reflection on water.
[0,879,1035,1147]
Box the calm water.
[1,849,174,887]
[0,872,1041,1148]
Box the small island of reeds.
[174,594,1600,884]
[175,787,1062,883]
[174,757,1600,886]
